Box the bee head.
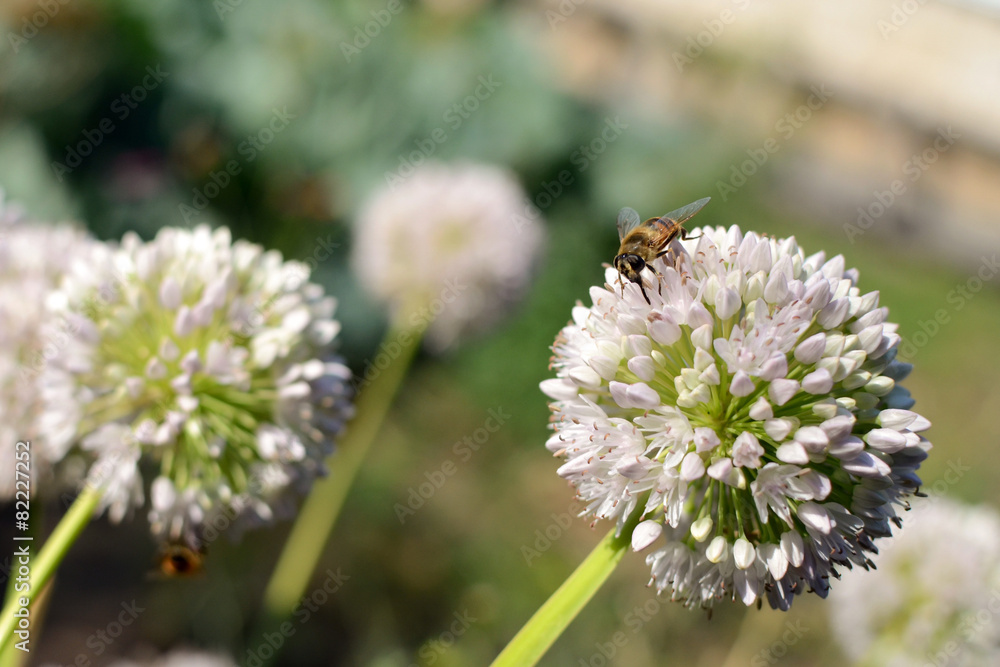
[614,253,645,283]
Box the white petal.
[150,476,177,511]
[616,456,653,481]
[877,409,918,431]
[764,418,796,442]
[734,537,756,570]
[648,318,681,345]
[776,441,809,465]
[690,323,714,350]
[793,426,829,453]
[768,378,799,406]
[758,352,788,381]
[801,368,834,394]
[734,568,759,606]
[172,352,196,379]
[841,451,891,477]
[748,396,773,421]
[698,363,721,386]
[715,287,741,320]
[820,415,855,441]
[732,432,764,468]
[864,428,907,453]
[145,357,167,380]
[729,370,755,397]
[817,298,850,329]
[797,502,832,534]
[706,536,728,563]
[707,457,734,481]
[687,302,713,329]
[760,543,788,579]
[693,348,714,372]
[680,452,706,481]
[174,305,194,337]
[764,271,788,304]
[631,520,663,552]
[691,516,714,542]
[568,366,603,390]
[627,356,656,382]
[857,324,884,354]
[794,333,827,364]
[780,530,805,567]
[626,382,661,410]
[158,276,182,310]
[694,427,721,453]
[828,435,864,459]
[159,337,180,361]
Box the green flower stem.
[489,506,645,667]
[0,485,101,657]
[259,315,426,626]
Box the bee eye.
[629,256,645,271]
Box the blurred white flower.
[541,223,931,610]
[106,648,237,667]
[353,162,544,350]
[0,194,97,498]
[40,225,354,544]
[830,498,1000,667]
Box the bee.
[156,540,205,578]
[614,196,711,303]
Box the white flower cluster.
[541,224,930,610]
[40,225,353,544]
[353,162,544,350]
[0,196,97,498]
[830,498,1000,667]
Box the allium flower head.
[541,223,930,610]
[41,225,353,543]
[830,498,1000,666]
[0,197,97,498]
[354,162,543,350]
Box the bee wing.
[616,207,642,241]
[658,196,711,227]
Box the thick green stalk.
[490,507,645,667]
[260,316,425,624]
[0,486,101,657]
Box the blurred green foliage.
[1,0,998,666]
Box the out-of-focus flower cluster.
[830,498,1000,667]
[0,194,353,545]
[353,162,543,350]
[542,222,930,610]
[0,194,98,497]
[40,225,353,544]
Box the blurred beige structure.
[539,0,1000,269]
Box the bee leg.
[639,281,651,305]
[681,228,701,241]
[646,265,665,297]
[656,247,678,268]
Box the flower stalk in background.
[259,161,544,650]
[496,220,931,665]
[830,497,1000,667]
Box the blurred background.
[2,0,999,665]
